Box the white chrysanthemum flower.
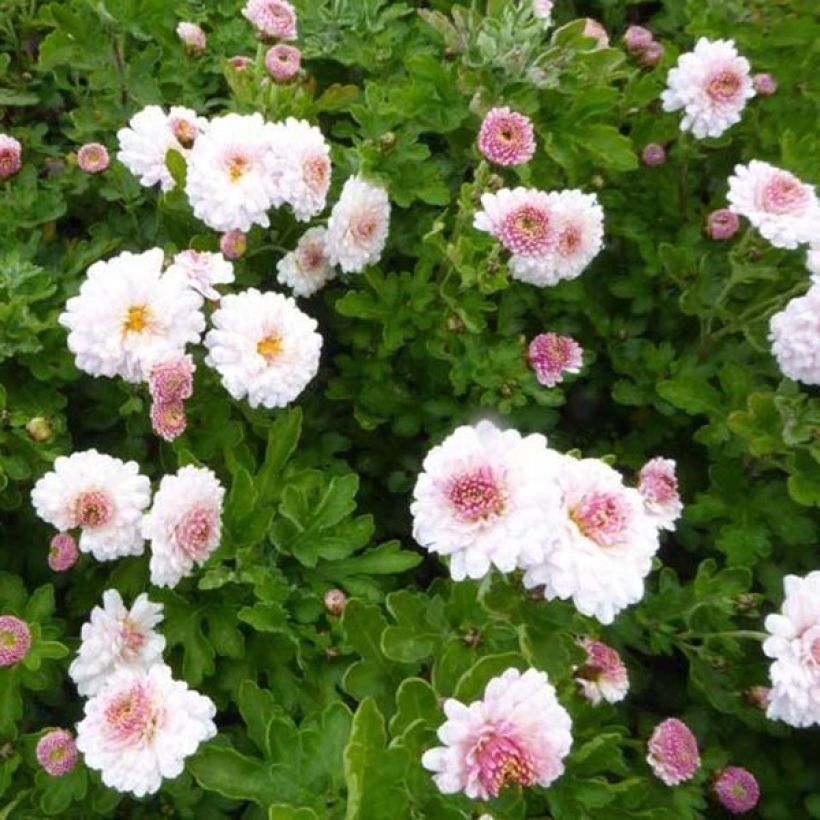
[204,288,322,408]
[142,466,225,588]
[185,113,283,233]
[325,175,391,273]
[769,285,820,385]
[31,450,151,561]
[521,454,661,624]
[727,161,820,250]
[59,249,205,383]
[411,420,561,581]
[68,590,165,697]
[763,571,820,727]
[76,664,216,797]
[575,638,630,706]
[510,190,604,286]
[165,250,235,301]
[276,227,336,298]
[268,118,332,222]
[638,457,683,531]
[532,0,553,24]
[474,187,557,260]
[661,38,755,139]
[422,667,572,800]
[807,246,820,279]
[117,105,207,192]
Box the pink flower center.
[0,149,19,175]
[706,69,742,103]
[226,153,251,183]
[500,204,553,256]
[303,154,330,192]
[170,118,197,148]
[761,172,810,214]
[570,491,629,546]
[475,733,537,797]
[299,242,326,272]
[447,466,506,523]
[104,684,160,743]
[352,212,379,243]
[73,489,113,529]
[174,506,217,558]
[557,223,583,256]
[119,618,147,661]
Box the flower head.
[769,285,820,386]
[220,230,247,259]
[32,450,151,561]
[646,718,700,786]
[0,615,31,667]
[583,19,609,48]
[532,0,553,24]
[48,532,79,572]
[166,250,234,301]
[575,638,629,705]
[150,401,187,442]
[707,208,740,240]
[324,589,347,616]
[228,55,253,72]
[0,134,22,181]
[265,44,301,82]
[147,355,194,405]
[242,0,297,40]
[638,41,665,68]
[712,766,760,814]
[422,668,572,800]
[478,107,536,167]
[528,333,584,388]
[753,73,777,96]
[36,730,79,777]
[624,26,654,53]
[661,38,755,139]
[638,457,682,530]
[475,188,556,258]
[76,664,216,797]
[277,227,336,297]
[177,22,207,55]
[642,144,666,167]
[77,143,110,174]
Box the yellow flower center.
[122,305,150,334]
[257,335,283,363]
[228,155,249,182]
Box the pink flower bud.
[0,134,22,181]
[220,230,247,260]
[753,72,777,96]
[324,588,347,616]
[265,44,301,83]
[707,208,740,240]
[583,19,609,48]
[0,615,31,667]
[624,25,654,53]
[712,767,760,815]
[148,356,194,405]
[242,0,297,41]
[36,729,79,777]
[528,333,584,388]
[638,41,664,67]
[646,718,700,786]
[229,55,253,72]
[176,22,207,55]
[150,401,187,442]
[642,143,666,166]
[48,533,79,572]
[77,143,110,174]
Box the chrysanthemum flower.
[48,532,79,572]
[36,729,79,777]
[60,248,205,383]
[411,420,561,581]
[575,638,630,705]
[277,227,336,298]
[0,134,22,181]
[707,208,740,240]
[150,401,187,442]
[185,112,283,232]
[326,175,391,273]
[142,465,225,588]
[727,160,820,249]
[422,668,572,800]
[528,333,584,387]
[147,355,194,405]
[638,457,682,531]
[31,450,151,561]
[661,38,755,139]
[166,250,234,301]
[521,454,661,624]
[77,143,110,174]
[769,286,820,385]
[228,55,253,72]
[176,22,207,55]
[642,144,666,166]
[0,615,31,667]
[76,664,216,797]
[204,289,322,408]
[68,590,165,697]
[624,25,654,53]
[763,571,820,727]
[265,44,301,82]
[712,766,760,814]
[753,73,777,96]
[117,105,207,192]
[475,187,556,259]
[242,0,297,40]
[638,41,665,68]
[646,718,700,786]
[220,230,247,259]
[477,108,536,167]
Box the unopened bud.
[26,416,53,442]
[323,588,347,616]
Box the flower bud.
[323,588,347,616]
[707,208,740,240]
[177,22,207,55]
[77,143,110,174]
[624,25,653,53]
[753,72,777,96]
[0,134,22,181]
[26,416,53,442]
[265,44,301,83]
[642,143,666,167]
[638,41,664,68]
[220,230,247,260]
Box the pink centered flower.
[705,67,745,104]
[571,491,630,546]
[0,615,31,667]
[646,718,700,786]
[77,143,110,174]
[624,25,654,53]
[642,144,666,166]
[148,356,194,405]
[575,638,630,705]
[500,203,555,256]
[150,401,187,442]
[48,532,79,572]
[477,107,536,167]
[753,73,777,96]
[475,733,537,796]
[446,466,507,523]
[760,171,812,215]
[528,332,583,388]
[242,0,297,40]
[638,456,682,529]
[174,506,219,559]
[220,230,247,259]
[707,208,740,239]
[36,729,79,777]
[712,767,760,814]
[104,681,156,743]
[0,134,22,181]
[73,489,114,529]
[265,44,301,82]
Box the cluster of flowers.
[411,419,681,624]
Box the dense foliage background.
[1,0,820,816]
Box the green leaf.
[165,149,187,188]
[188,744,275,806]
[238,680,281,757]
[453,653,527,702]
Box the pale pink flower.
[0,615,31,667]
[528,333,583,388]
[753,73,777,96]
[642,144,666,166]
[624,26,653,53]
[638,457,682,530]
[583,19,609,48]
[575,638,629,705]
[176,22,207,55]
[265,44,301,82]
[150,401,187,442]
[769,286,820,386]
[77,143,110,174]
[147,355,194,405]
[36,730,79,777]
[324,589,347,616]
[532,0,553,23]
[242,0,297,40]
[48,532,79,572]
[166,250,234,301]
[220,230,247,259]
[474,188,556,257]
[712,767,760,815]
[422,668,572,800]
[638,41,664,68]
[229,55,253,72]
[707,208,740,240]
[646,718,700,786]
[477,107,536,167]
[0,134,22,181]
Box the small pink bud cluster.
[220,230,247,259]
[265,44,301,83]
[0,134,22,181]
[707,208,740,240]
[77,143,110,174]
[48,532,79,572]
[0,615,31,667]
[36,729,79,777]
[148,356,195,442]
[712,766,760,814]
[623,24,664,68]
[177,22,207,55]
